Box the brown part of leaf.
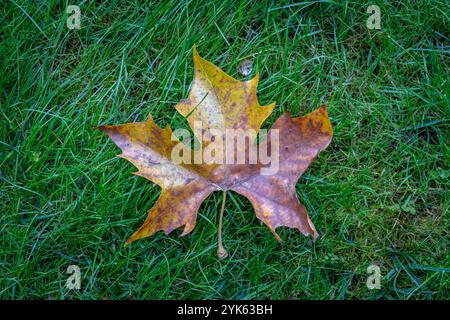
[232,106,333,240]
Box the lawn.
[0,0,449,299]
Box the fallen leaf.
[99,45,333,255]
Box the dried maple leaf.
[99,45,333,257]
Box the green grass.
[1,0,449,300]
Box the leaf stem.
[217,191,228,259]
